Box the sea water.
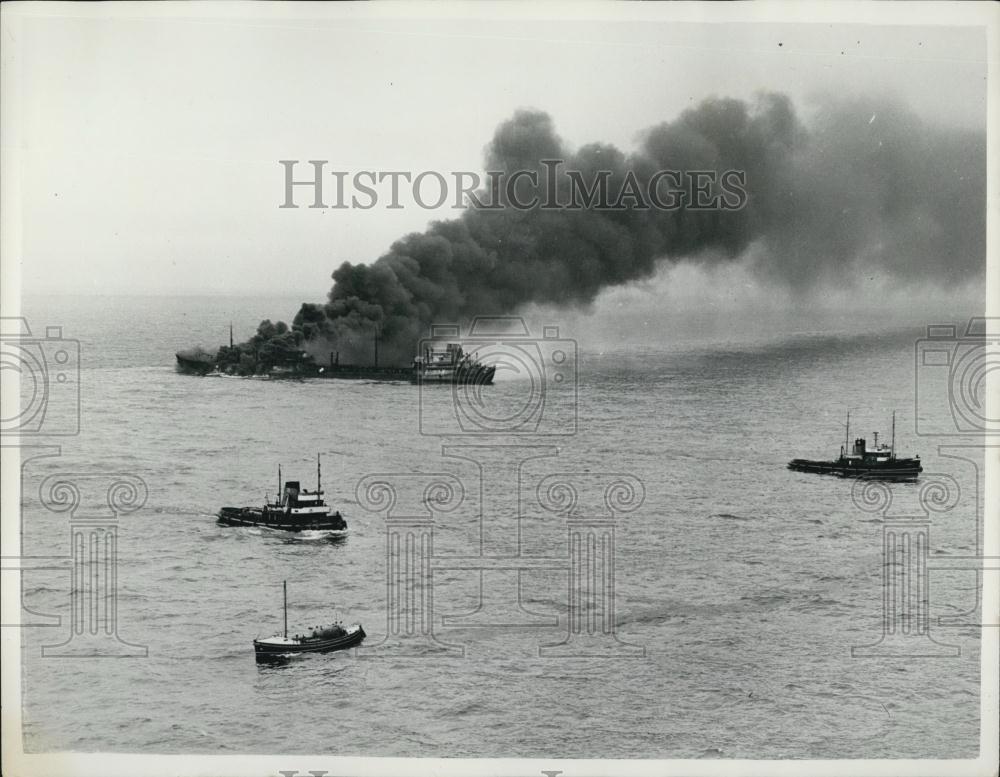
[13,294,983,758]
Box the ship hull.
[320,365,415,381]
[414,365,496,385]
[787,458,922,481]
[179,361,495,384]
[175,353,215,375]
[254,626,365,661]
[217,506,347,532]
[319,363,496,384]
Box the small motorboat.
[254,581,365,662]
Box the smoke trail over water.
[286,92,983,366]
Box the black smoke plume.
[270,92,982,366]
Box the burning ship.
[177,325,494,384]
[787,412,922,481]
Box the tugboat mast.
[891,411,896,461]
[283,580,288,639]
[844,411,850,457]
[317,453,322,494]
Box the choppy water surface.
[16,295,983,758]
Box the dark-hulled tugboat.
[254,581,365,662]
[788,411,922,481]
[218,454,347,531]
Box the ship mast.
[229,322,234,349]
[277,464,282,505]
[283,580,288,639]
[317,453,322,494]
[844,410,850,456]
[891,411,896,460]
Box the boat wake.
[236,525,347,543]
[296,529,347,541]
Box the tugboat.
[412,343,496,384]
[788,411,922,481]
[254,581,365,662]
[218,454,347,531]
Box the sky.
[1,3,991,327]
